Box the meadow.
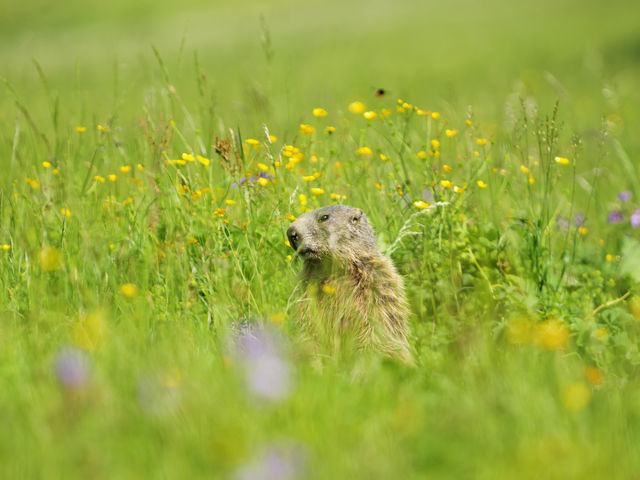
[2,0,640,478]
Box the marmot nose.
[287,226,299,251]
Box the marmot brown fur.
[287,205,413,364]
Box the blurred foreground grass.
[2,0,640,478]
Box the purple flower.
[55,348,89,388]
[608,210,624,224]
[631,209,640,228]
[618,191,632,203]
[235,444,306,480]
[234,325,292,402]
[555,215,569,231]
[574,213,585,227]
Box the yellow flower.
[445,129,458,137]
[554,156,570,165]
[325,126,336,134]
[606,253,613,262]
[311,188,325,195]
[585,367,603,386]
[380,108,392,118]
[330,193,345,200]
[76,126,87,133]
[61,208,71,218]
[196,155,210,167]
[534,318,569,350]
[431,112,440,120]
[120,165,131,173]
[363,111,378,120]
[39,246,62,271]
[245,138,260,146]
[348,101,366,114]
[440,180,454,189]
[302,175,316,182]
[578,227,588,235]
[136,164,145,171]
[25,178,41,189]
[430,139,440,149]
[454,185,466,194]
[1,244,10,251]
[321,284,337,295]
[269,135,278,143]
[355,146,373,156]
[257,163,269,172]
[299,194,308,206]
[443,164,453,173]
[213,208,226,216]
[258,177,269,186]
[476,138,488,146]
[42,161,52,168]
[97,124,108,132]
[417,151,427,159]
[380,154,390,162]
[528,175,535,184]
[299,124,315,135]
[72,311,107,352]
[477,180,488,188]
[520,165,530,174]
[465,119,473,126]
[119,283,138,298]
[225,199,236,206]
[182,153,195,162]
[108,174,117,182]
[563,382,591,411]
[94,175,105,183]
[313,108,328,117]
[414,201,431,209]
[416,109,427,116]
[53,169,59,175]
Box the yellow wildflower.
[313,108,328,117]
[122,198,134,206]
[299,194,308,206]
[445,129,458,137]
[213,208,226,216]
[76,126,87,133]
[1,244,10,251]
[119,283,138,298]
[61,208,71,218]
[585,367,603,386]
[257,163,269,172]
[136,164,145,171]
[380,154,390,162]
[258,177,269,186]
[245,138,260,146]
[182,153,195,162]
[355,147,373,156]
[196,155,210,166]
[578,227,588,235]
[555,156,570,165]
[42,161,51,168]
[97,124,108,132]
[476,138,488,146]
[454,185,466,194]
[120,165,131,173]
[348,101,366,114]
[528,175,535,184]
[477,180,488,188]
[322,284,337,295]
[53,169,59,175]
[363,111,378,120]
[465,119,473,126]
[431,112,440,120]
[380,108,392,118]
[414,201,431,209]
[39,246,62,271]
[606,254,613,262]
[534,319,569,350]
[440,180,454,189]
[225,199,236,206]
[417,151,427,159]
[430,139,440,149]
[302,175,316,182]
[520,165,530,174]
[311,188,325,195]
[325,126,336,134]
[443,164,453,173]
[25,178,41,189]
[108,174,117,182]
[299,124,315,135]
[94,175,105,183]
[269,134,277,143]
[563,382,591,411]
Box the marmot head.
[286,205,378,262]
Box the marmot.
[287,205,413,364]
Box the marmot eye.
[319,214,330,222]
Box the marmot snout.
[287,205,413,363]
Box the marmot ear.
[351,208,364,224]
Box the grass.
[2,0,640,478]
